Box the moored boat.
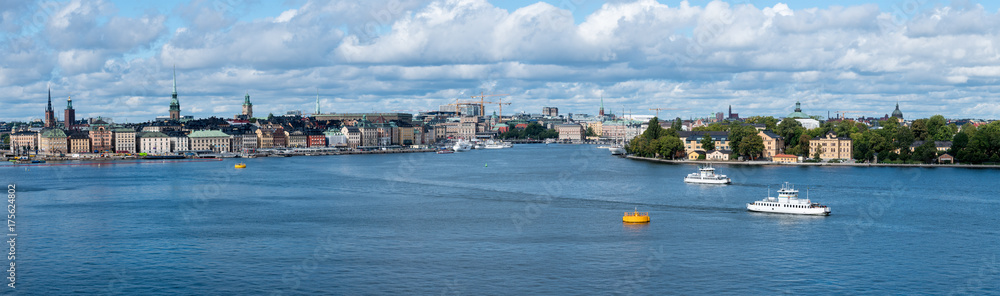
[746,182,830,216]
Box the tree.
[656,136,684,159]
[739,134,765,160]
[267,113,275,121]
[776,119,804,148]
[642,117,662,141]
[813,146,823,160]
[913,140,937,163]
[910,119,928,141]
[586,126,596,137]
[728,125,756,155]
[700,133,715,151]
[671,117,683,131]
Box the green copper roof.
[40,128,67,138]
[188,130,230,138]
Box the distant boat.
[452,140,472,152]
[234,162,246,169]
[436,150,454,154]
[747,182,830,216]
[683,166,731,184]
[609,146,625,155]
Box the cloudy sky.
[2,0,1000,122]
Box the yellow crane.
[469,92,510,117]
[648,108,689,117]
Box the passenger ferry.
[746,182,831,216]
[683,166,731,184]
[452,140,472,152]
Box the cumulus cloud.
[3,0,1000,122]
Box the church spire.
[169,64,181,120]
[172,65,177,96]
[46,88,53,112]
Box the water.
[4,145,1000,295]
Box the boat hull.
[746,204,830,216]
[684,177,731,184]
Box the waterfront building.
[235,131,258,153]
[165,131,190,152]
[169,66,181,120]
[68,131,90,153]
[11,131,38,154]
[113,127,137,153]
[588,121,603,137]
[138,132,170,154]
[773,154,798,163]
[64,95,75,129]
[688,150,705,160]
[305,130,326,147]
[758,130,785,159]
[242,91,253,118]
[272,127,287,147]
[341,126,361,149]
[255,128,275,149]
[810,132,853,160]
[324,128,348,148]
[679,131,731,156]
[602,120,644,141]
[44,89,56,128]
[706,149,731,160]
[38,128,68,155]
[89,119,113,153]
[285,130,308,148]
[188,130,231,152]
[556,124,585,141]
[938,153,955,164]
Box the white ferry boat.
[683,166,731,184]
[452,140,472,152]
[484,140,512,149]
[746,182,831,216]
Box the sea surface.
[4,144,1000,295]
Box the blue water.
[4,145,1000,295]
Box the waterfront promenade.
[626,155,1000,169]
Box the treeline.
[499,122,558,140]
[625,117,767,160]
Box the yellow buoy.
[234,162,247,169]
[623,208,650,223]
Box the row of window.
[757,202,811,209]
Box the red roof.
[774,154,797,158]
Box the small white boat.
[746,182,831,216]
[452,140,472,152]
[683,166,730,184]
[609,146,625,155]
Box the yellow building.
[773,154,798,163]
[757,130,784,159]
[680,131,731,156]
[810,132,852,160]
[39,128,68,155]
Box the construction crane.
[392,110,435,113]
[648,108,689,117]
[469,92,510,117]
[834,110,875,119]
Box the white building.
[139,132,171,154]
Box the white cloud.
[4,0,1000,121]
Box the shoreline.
[625,155,1000,169]
[4,148,438,165]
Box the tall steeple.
[169,65,181,120]
[599,96,605,117]
[44,88,55,128]
[64,95,75,129]
[315,89,321,115]
[242,90,253,118]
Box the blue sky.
[3,0,1000,122]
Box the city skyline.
[4,0,1000,122]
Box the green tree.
[642,117,662,141]
[671,117,682,131]
[910,119,928,141]
[586,126,596,137]
[656,136,684,159]
[700,133,715,151]
[267,113,274,121]
[913,140,937,163]
[728,125,756,155]
[813,146,823,160]
[776,119,804,148]
[745,116,779,130]
[739,134,765,160]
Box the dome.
[787,101,810,119]
[891,103,903,119]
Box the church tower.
[64,95,75,129]
[169,66,181,120]
[315,90,321,115]
[598,96,605,117]
[44,88,55,128]
[242,91,253,118]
